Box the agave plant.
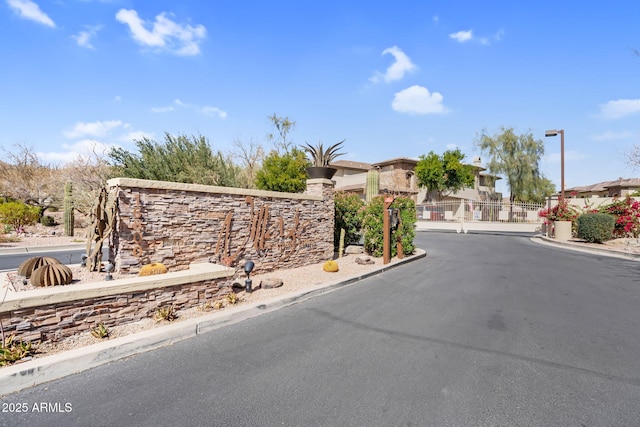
[302,139,346,167]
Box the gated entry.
[416,200,545,233]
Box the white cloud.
[40,122,147,164]
[37,140,114,164]
[546,150,588,163]
[72,25,102,49]
[449,30,473,43]
[369,46,417,83]
[597,99,640,120]
[202,106,227,119]
[151,105,175,113]
[120,131,152,143]
[591,130,634,141]
[115,9,206,56]
[155,99,227,119]
[449,29,503,45]
[392,85,448,115]
[7,0,55,27]
[63,120,128,138]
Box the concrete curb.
[532,235,640,261]
[0,249,426,397]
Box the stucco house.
[330,156,501,203]
[331,158,419,200]
[565,178,640,198]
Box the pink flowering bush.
[599,196,640,238]
[538,200,580,222]
[539,200,581,236]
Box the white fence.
[417,200,545,224]
[416,197,639,235]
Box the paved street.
[3,232,640,426]
[0,246,100,272]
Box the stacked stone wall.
[0,178,335,344]
[108,178,335,276]
[0,278,225,343]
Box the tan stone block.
[34,316,62,327]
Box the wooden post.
[397,216,404,259]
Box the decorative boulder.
[260,278,284,289]
[355,255,375,265]
[31,264,73,287]
[323,260,339,272]
[345,245,364,255]
[17,256,62,278]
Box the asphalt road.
[3,232,640,426]
[0,247,102,271]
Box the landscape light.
[244,260,255,293]
[104,262,114,281]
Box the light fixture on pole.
[545,129,565,202]
[244,260,255,293]
[104,262,114,281]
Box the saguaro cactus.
[365,169,379,203]
[64,181,74,237]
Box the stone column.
[305,178,336,259]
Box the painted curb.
[0,249,426,397]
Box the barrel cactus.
[31,264,73,287]
[17,256,62,278]
[139,262,168,277]
[322,260,339,272]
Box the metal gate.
[416,200,545,233]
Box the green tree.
[522,176,556,203]
[0,201,40,229]
[109,133,240,187]
[475,127,551,203]
[267,113,296,154]
[334,192,365,249]
[255,148,310,193]
[415,149,475,200]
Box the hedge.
[577,213,616,243]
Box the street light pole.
[545,129,565,202]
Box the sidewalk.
[0,248,426,396]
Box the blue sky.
[2,1,639,196]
